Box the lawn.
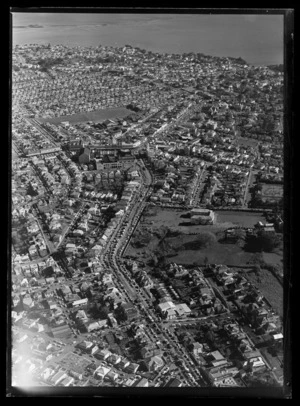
[262,251,283,268]
[37,107,133,125]
[143,208,262,234]
[165,240,254,267]
[215,211,265,228]
[143,207,193,229]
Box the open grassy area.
[37,107,133,125]
[215,211,265,228]
[262,251,283,267]
[143,207,265,234]
[165,239,254,267]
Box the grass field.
[262,251,283,267]
[142,208,225,234]
[144,207,266,231]
[165,238,254,267]
[215,211,265,228]
[37,107,133,125]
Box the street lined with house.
[11,42,284,390]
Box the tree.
[245,234,261,252]
[88,303,101,319]
[198,232,217,248]
[98,305,109,320]
[205,329,216,343]
[257,230,281,252]
[234,229,246,243]
[253,264,261,274]
[184,232,217,250]
[246,230,280,253]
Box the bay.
[12,13,284,66]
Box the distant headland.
[14,24,43,29]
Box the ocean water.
[12,13,284,66]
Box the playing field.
[37,107,133,125]
[143,207,265,233]
[215,210,265,228]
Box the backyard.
[243,268,283,318]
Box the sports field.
[144,207,266,231]
[37,107,133,125]
[215,210,265,228]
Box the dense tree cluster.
[38,57,64,71]
[126,104,141,112]
[245,230,281,253]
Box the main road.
[150,101,200,139]
[56,202,87,250]
[189,164,206,207]
[95,162,206,386]
[26,117,61,149]
[242,168,254,208]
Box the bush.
[183,232,217,250]
[196,232,217,247]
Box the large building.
[78,147,91,164]
[119,302,139,321]
[68,139,142,158]
[190,208,215,225]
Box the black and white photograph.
[8,8,293,398]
